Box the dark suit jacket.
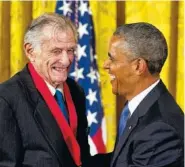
[0,65,91,167]
[111,81,184,167]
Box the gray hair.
[24,13,77,52]
[114,22,168,74]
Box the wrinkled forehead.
[41,25,77,48]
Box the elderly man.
[104,23,184,167]
[0,13,91,167]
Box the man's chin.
[54,79,66,85]
[112,88,118,95]
[51,78,67,87]
[111,81,118,95]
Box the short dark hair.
[114,22,168,74]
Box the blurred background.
[0,0,184,155]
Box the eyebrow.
[50,47,62,52]
[108,52,112,58]
[51,46,76,51]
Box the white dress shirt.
[45,81,65,100]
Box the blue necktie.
[118,103,130,138]
[54,90,69,121]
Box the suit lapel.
[34,98,64,166]
[111,81,167,166]
[18,65,64,166]
[111,110,139,166]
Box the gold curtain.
[32,1,56,19]
[90,1,117,153]
[176,1,184,110]
[0,1,183,154]
[10,1,32,76]
[0,2,10,82]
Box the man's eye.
[67,49,75,54]
[54,49,62,54]
[109,57,114,61]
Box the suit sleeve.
[0,97,22,167]
[130,122,183,167]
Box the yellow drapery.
[90,1,117,153]
[176,1,184,110]
[10,1,32,76]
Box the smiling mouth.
[109,74,116,81]
[52,67,67,72]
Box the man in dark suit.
[104,22,184,167]
[0,13,91,167]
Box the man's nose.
[60,51,70,65]
[103,59,110,70]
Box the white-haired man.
[0,13,91,167]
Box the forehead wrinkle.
[42,25,75,42]
[47,42,76,51]
[41,32,76,51]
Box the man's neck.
[127,75,160,101]
[45,80,64,96]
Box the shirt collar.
[45,81,64,97]
[128,79,160,116]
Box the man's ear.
[24,43,35,62]
[133,58,147,75]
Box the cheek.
[120,69,134,85]
[45,55,58,66]
[112,63,123,75]
[114,66,131,85]
[69,54,74,62]
[35,54,48,64]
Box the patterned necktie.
[118,103,130,138]
[54,90,69,121]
